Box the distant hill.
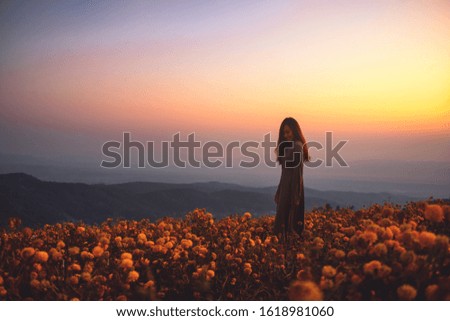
[0,172,425,227]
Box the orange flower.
[30,279,40,289]
[334,250,346,259]
[363,260,382,275]
[81,272,91,282]
[288,280,323,300]
[121,252,132,260]
[424,204,444,222]
[92,246,104,258]
[351,274,362,285]
[418,231,436,248]
[144,280,155,288]
[69,263,81,272]
[296,253,306,260]
[319,278,334,290]
[80,251,94,260]
[127,271,139,282]
[371,243,388,257]
[180,239,193,249]
[120,258,133,269]
[35,251,49,263]
[322,265,337,278]
[137,233,147,243]
[69,275,79,285]
[425,284,439,300]
[382,206,394,217]
[49,248,63,261]
[206,270,215,280]
[397,284,417,300]
[361,231,378,245]
[21,247,36,259]
[68,247,80,256]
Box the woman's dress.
[273,140,305,238]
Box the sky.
[0,0,449,191]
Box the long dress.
[273,140,305,239]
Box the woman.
[273,117,309,242]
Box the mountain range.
[0,172,431,227]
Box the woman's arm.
[275,175,282,203]
[290,141,303,206]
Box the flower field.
[0,199,448,300]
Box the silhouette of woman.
[273,117,310,243]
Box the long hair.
[274,117,310,165]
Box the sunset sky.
[0,0,449,191]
